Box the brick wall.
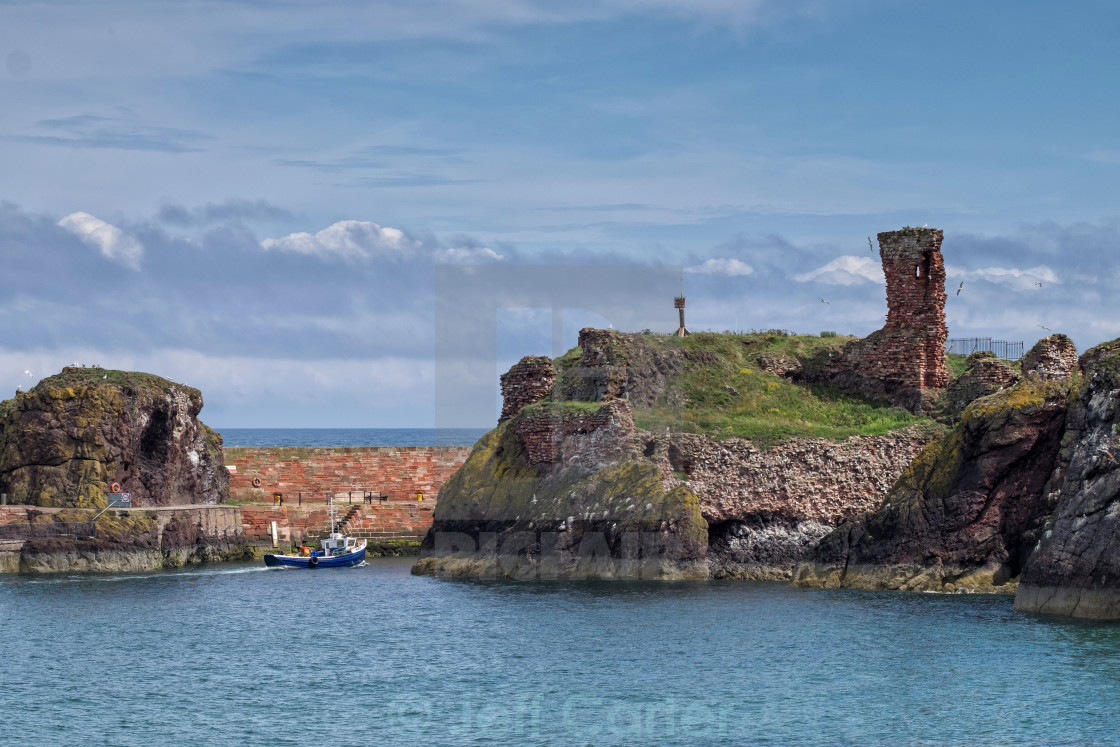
[241,502,434,544]
[499,356,556,423]
[224,446,470,503]
[0,506,29,525]
[1022,334,1078,381]
[833,227,949,393]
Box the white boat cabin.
[321,533,361,556]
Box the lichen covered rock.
[796,377,1070,593]
[1015,339,1120,618]
[0,367,227,507]
[413,400,708,580]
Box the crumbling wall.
[499,356,556,423]
[1021,334,1078,381]
[511,400,637,466]
[828,228,949,406]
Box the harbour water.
[4,558,1120,745]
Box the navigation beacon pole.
[675,269,689,337]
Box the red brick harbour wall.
[0,506,30,525]
[241,502,434,544]
[224,447,470,503]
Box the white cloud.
[57,211,143,270]
[946,264,1058,290]
[261,219,418,261]
[794,255,884,286]
[439,246,504,263]
[685,258,754,276]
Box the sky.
[1,0,1118,427]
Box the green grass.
[521,400,605,416]
[945,353,970,381]
[576,331,937,449]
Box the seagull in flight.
[956,281,964,296]
[23,370,31,377]
[867,237,874,253]
[1038,324,1051,332]
[818,297,830,305]
[1035,281,1043,288]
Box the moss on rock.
[0,367,227,507]
[416,415,709,580]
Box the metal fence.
[0,521,97,540]
[946,338,1024,361]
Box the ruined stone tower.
[829,227,948,405]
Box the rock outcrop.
[9,507,249,573]
[0,368,227,508]
[795,376,1071,593]
[1015,339,1120,618]
[646,428,938,579]
[417,323,947,581]
[413,399,708,580]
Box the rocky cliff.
[0,367,227,508]
[413,399,709,580]
[1015,340,1120,618]
[795,337,1078,593]
[4,506,250,573]
[415,328,940,580]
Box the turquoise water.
[4,559,1120,746]
[219,428,488,447]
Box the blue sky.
[1,0,1118,427]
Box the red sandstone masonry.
[0,506,30,525]
[499,356,556,423]
[835,228,948,391]
[241,502,434,543]
[225,447,470,502]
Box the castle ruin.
[830,227,948,405]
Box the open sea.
[219,428,489,447]
[4,558,1120,746]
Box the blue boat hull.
[264,545,367,569]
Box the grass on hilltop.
[564,330,943,449]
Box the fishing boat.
[263,495,367,569]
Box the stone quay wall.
[241,502,434,545]
[224,446,471,503]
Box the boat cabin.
[318,533,361,557]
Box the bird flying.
[1035,281,1043,288]
[818,297,829,305]
[1038,324,1051,332]
[956,281,964,296]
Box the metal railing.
[0,521,97,540]
[946,338,1024,361]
